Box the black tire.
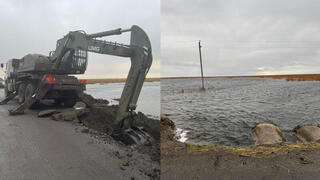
[18,83,26,103]
[24,83,35,102]
[54,98,63,105]
[4,84,9,97]
[25,83,39,109]
[29,101,41,109]
[63,98,77,108]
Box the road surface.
[0,89,152,180]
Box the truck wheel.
[4,85,9,97]
[25,83,38,109]
[25,83,35,101]
[63,98,77,108]
[18,83,26,103]
[54,98,63,105]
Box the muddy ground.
[161,115,320,180]
[0,89,159,180]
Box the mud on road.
[161,115,320,180]
[0,89,160,180]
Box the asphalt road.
[0,89,149,180]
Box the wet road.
[0,89,148,180]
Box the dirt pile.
[79,105,118,133]
[79,93,110,106]
[160,114,175,141]
[79,102,160,179]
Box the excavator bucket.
[113,25,153,133]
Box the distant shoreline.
[83,77,160,84]
[161,74,320,81]
[82,74,320,84]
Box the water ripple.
[161,78,320,146]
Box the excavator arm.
[49,25,153,131]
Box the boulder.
[293,125,320,143]
[52,108,89,121]
[251,123,285,145]
[38,109,60,117]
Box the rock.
[251,123,285,145]
[293,125,320,143]
[51,108,89,121]
[122,161,129,166]
[38,109,60,117]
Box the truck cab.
[3,59,20,96]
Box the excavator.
[0,25,153,139]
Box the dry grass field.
[79,77,160,84]
[162,74,320,82]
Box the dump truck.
[0,25,153,137]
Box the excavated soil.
[79,105,118,133]
[78,103,160,179]
[161,115,320,180]
[36,96,160,179]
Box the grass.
[186,143,320,158]
[162,74,320,82]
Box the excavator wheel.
[25,83,35,100]
[18,83,26,104]
[63,98,77,108]
[25,83,40,109]
[4,84,9,98]
[62,91,77,108]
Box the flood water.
[85,81,160,118]
[161,78,320,146]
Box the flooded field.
[85,81,160,118]
[161,78,320,146]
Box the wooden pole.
[198,40,205,89]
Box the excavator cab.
[57,49,88,74]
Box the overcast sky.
[0,0,159,78]
[162,0,320,77]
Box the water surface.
[86,81,160,118]
[161,78,320,146]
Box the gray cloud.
[0,0,159,78]
[162,0,320,77]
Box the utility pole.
[198,40,205,90]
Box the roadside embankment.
[161,115,320,180]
